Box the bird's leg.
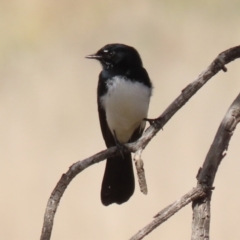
[113,130,127,159]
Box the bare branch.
[191,192,212,240]
[40,147,119,240]
[127,46,240,156]
[191,93,240,240]
[40,45,240,240]
[129,186,206,240]
[197,94,240,186]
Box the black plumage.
[86,44,152,206]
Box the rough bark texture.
[191,192,211,240]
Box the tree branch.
[129,186,206,240]
[191,93,240,240]
[40,45,240,240]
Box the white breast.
[100,76,151,143]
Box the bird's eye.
[108,51,115,57]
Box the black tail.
[101,152,135,206]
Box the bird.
[86,43,152,206]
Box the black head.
[86,43,143,70]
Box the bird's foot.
[116,142,128,159]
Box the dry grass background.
[1,0,240,239]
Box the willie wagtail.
[86,43,152,206]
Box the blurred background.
[1,0,240,239]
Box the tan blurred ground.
[1,1,240,239]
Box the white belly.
[100,76,151,143]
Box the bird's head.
[86,43,142,70]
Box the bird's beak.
[85,54,102,59]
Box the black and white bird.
[86,43,152,206]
